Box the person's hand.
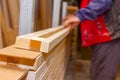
[63,15,80,31]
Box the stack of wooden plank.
[0,26,71,80]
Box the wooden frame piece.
[19,0,35,35]
[0,45,45,70]
[27,39,66,80]
[15,26,70,53]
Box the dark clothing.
[91,38,120,80]
[75,0,112,21]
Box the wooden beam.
[27,38,66,80]
[15,26,70,53]
[0,45,43,70]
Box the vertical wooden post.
[8,0,19,29]
[19,0,35,35]
[52,0,62,27]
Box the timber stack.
[0,26,72,80]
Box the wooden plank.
[0,65,28,80]
[43,46,66,80]
[19,0,35,35]
[52,0,62,27]
[62,1,68,19]
[27,39,66,80]
[33,0,41,31]
[39,0,48,29]
[47,0,53,28]
[0,45,43,70]
[8,0,19,29]
[39,0,53,29]
[39,39,66,80]
[15,26,70,53]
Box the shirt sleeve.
[75,0,112,22]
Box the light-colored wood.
[15,26,70,53]
[0,65,28,80]
[43,47,66,80]
[26,38,66,80]
[62,1,68,19]
[0,45,43,70]
[19,0,35,35]
[52,0,62,27]
[39,39,66,80]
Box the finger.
[63,22,70,28]
[70,25,75,31]
[63,20,72,28]
[62,14,74,22]
[62,15,71,22]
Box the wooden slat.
[15,26,70,53]
[19,0,35,35]
[27,38,66,80]
[0,45,43,70]
[52,0,62,27]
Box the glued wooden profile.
[27,38,66,80]
[0,45,44,70]
[15,26,70,53]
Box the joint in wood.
[30,40,41,51]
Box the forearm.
[75,0,112,22]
